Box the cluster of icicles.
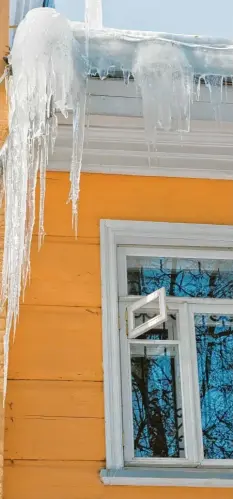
[0,6,233,399]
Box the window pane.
[127,257,233,298]
[134,311,177,340]
[131,343,184,458]
[195,314,233,459]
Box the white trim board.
[100,469,233,488]
[47,78,233,179]
[101,220,233,248]
[50,115,233,179]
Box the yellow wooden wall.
[4,172,233,499]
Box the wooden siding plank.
[4,418,105,461]
[8,306,103,381]
[33,173,233,239]
[34,173,74,237]
[5,460,233,499]
[4,461,104,499]
[6,380,104,419]
[78,174,233,239]
[23,240,101,307]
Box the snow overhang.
[71,22,233,79]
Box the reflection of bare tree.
[196,316,233,459]
[132,358,168,457]
[128,258,233,459]
[132,345,183,458]
[128,258,233,299]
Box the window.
[100,221,233,487]
[122,253,233,466]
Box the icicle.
[0,69,8,85]
[132,42,193,146]
[196,75,202,101]
[68,75,87,235]
[85,0,103,30]
[123,69,131,85]
[1,7,74,400]
[203,74,223,125]
[66,0,91,234]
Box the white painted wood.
[178,303,199,463]
[48,79,233,179]
[101,475,233,487]
[121,301,199,466]
[127,288,167,339]
[121,295,233,306]
[119,302,135,462]
[100,221,124,469]
[103,220,233,248]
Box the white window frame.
[127,287,167,339]
[100,220,233,487]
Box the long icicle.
[1,8,74,400]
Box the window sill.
[100,468,233,488]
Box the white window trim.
[100,220,233,487]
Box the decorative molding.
[50,116,233,179]
[49,76,233,178]
[102,220,233,248]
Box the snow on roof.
[71,22,233,78]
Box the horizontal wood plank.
[4,460,104,499]
[6,380,104,419]
[5,460,233,499]
[8,306,103,381]
[34,173,74,238]
[23,239,101,307]
[78,174,233,238]
[33,173,233,239]
[5,417,105,461]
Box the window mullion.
[187,305,204,464]
[119,303,134,462]
[179,303,200,464]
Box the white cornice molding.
[48,79,233,179]
[50,116,233,179]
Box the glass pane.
[127,256,233,298]
[134,311,177,340]
[195,314,233,459]
[131,343,184,458]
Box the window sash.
[120,299,233,467]
[127,287,167,339]
[188,302,233,467]
[117,246,233,298]
[119,301,198,466]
